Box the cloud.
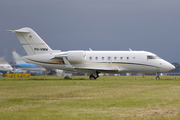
[0,0,180,62]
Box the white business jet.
[9,28,175,79]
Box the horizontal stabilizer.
[8,28,30,33]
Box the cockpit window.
[147,55,156,59]
[147,55,161,59]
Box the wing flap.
[75,67,122,73]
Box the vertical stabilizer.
[12,51,26,64]
[9,27,53,55]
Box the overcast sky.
[0,0,180,63]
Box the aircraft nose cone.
[168,63,175,70]
[160,61,175,72]
[171,64,175,70]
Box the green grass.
[0,76,180,120]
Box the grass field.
[0,76,180,120]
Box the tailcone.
[20,56,29,63]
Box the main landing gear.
[89,75,97,79]
[89,71,99,80]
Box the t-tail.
[9,27,56,55]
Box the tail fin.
[9,27,53,55]
[12,51,26,64]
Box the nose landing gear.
[156,72,160,80]
[156,76,160,80]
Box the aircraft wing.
[74,67,126,74]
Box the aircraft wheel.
[89,75,96,80]
[156,76,160,80]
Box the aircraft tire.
[156,76,160,80]
[89,75,96,80]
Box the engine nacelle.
[67,51,86,62]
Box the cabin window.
[89,57,92,60]
[120,57,123,60]
[108,57,111,60]
[127,57,129,60]
[102,57,104,60]
[133,57,135,60]
[114,57,117,60]
[95,57,98,60]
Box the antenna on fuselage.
[129,48,132,51]
[89,48,92,51]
